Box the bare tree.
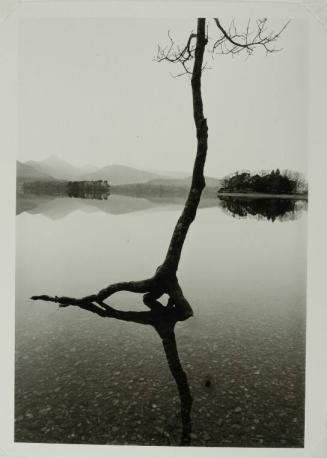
[31,18,288,445]
[32,16,288,326]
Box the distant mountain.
[16,161,54,183]
[25,156,81,180]
[18,156,222,188]
[79,164,166,185]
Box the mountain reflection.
[16,193,219,218]
[16,192,307,222]
[218,196,308,222]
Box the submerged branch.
[31,272,193,321]
[32,292,194,444]
[31,278,154,305]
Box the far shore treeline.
[23,180,110,200]
[18,167,308,200]
[218,169,308,195]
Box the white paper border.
[0,1,326,457]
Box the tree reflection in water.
[218,196,308,222]
[67,190,110,200]
[57,296,193,445]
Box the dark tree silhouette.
[218,196,307,222]
[218,169,307,194]
[31,18,287,445]
[23,179,110,200]
[56,299,193,444]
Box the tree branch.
[31,270,193,321]
[213,18,290,56]
[160,19,208,273]
[31,278,155,305]
[156,31,197,76]
[34,294,193,445]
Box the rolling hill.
[25,156,83,180]
[16,161,54,183]
[79,164,166,185]
[17,156,222,189]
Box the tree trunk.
[160,330,193,445]
[160,18,208,275]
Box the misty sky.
[18,16,308,178]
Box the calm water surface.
[15,195,307,447]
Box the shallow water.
[15,194,307,447]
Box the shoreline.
[217,192,308,200]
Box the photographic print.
[15,11,308,448]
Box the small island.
[23,180,110,200]
[218,169,308,198]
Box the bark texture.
[161,18,208,274]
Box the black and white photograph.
[5,1,323,453]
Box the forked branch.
[156,31,198,76]
[213,18,290,56]
[33,290,193,445]
[31,278,154,306]
[31,271,194,322]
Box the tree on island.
[219,169,308,194]
[31,18,288,445]
[67,180,110,200]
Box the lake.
[15,194,307,447]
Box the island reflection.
[218,196,308,222]
[17,192,307,222]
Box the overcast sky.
[18,16,308,178]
